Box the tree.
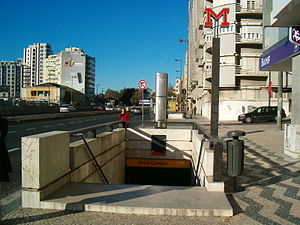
[130,89,142,105]
[104,89,120,100]
[119,88,136,105]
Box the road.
[1,112,144,216]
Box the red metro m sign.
[204,8,230,27]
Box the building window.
[31,91,37,96]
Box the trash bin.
[227,130,246,177]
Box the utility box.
[227,130,245,177]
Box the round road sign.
[138,80,147,90]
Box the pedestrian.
[0,116,12,182]
[118,108,130,128]
[193,106,197,118]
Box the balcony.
[236,4,262,18]
[235,66,268,77]
[235,33,262,46]
[204,41,212,54]
[236,4,262,14]
[204,69,212,81]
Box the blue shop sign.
[260,39,300,71]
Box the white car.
[105,105,114,111]
[59,104,75,113]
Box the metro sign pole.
[138,80,147,128]
[204,7,229,182]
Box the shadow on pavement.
[0,209,79,225]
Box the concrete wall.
[126,128,224,192]
[22,128,126,208]
[70,129,126,184]
[191,131,224,192]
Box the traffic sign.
[138,80,147,90]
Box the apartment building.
[187,0,273,120]
[260,0,299,158]
[0,60,22,100]
[43,47,95,97]
[22,43,52,87]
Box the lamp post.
[175,59,184,111]
[96,84,100,95]
[178,39,190,112]
[71,75,77,105]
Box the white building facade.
[186,0,287,120]
[43,47,95,97]
[22,43,52,87]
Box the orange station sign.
[126,158,191,169]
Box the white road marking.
[43,125,52,127]
[26,128,36,131]
[8,131,16,134]
[8,147,21,153]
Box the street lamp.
[178,39,190,112]
[96,84,100,95]
[174,59,183,78]
[71,75,77,105]
[175,59,185,112]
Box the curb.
[5,111,120,125]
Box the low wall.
[191,130,224,192]
[126,128,192,159]
[22,128,126,208]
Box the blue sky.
[0,0,188,92]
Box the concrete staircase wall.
[126,128,192,159]
[191,131,224,192]
[21,128,126,208]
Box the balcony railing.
[204,69,212,80]
[236,66,268,76]
[236,4,262,14]
[236,34,262,44]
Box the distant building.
[0,60,22,100]
[23,43,52,87]
[43,47,95,98]
[22,83,85,105]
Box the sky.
[0,0,188,92]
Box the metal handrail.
[71,133,109,184]
[69,120,123,137]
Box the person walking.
[118,108,130,128]
[0,116,12,182]
[193,106,197,118]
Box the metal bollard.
[227,130,246,191]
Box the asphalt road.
[1,112,145,215]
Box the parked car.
[59,104,75,113]
[115,105,123,111]
[95,105,105,110]
[105,105,114,111]
[133,107,142,114]
[238,106,286,123]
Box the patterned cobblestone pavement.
[1,121,300,225]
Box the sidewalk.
[1,118,300,224]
